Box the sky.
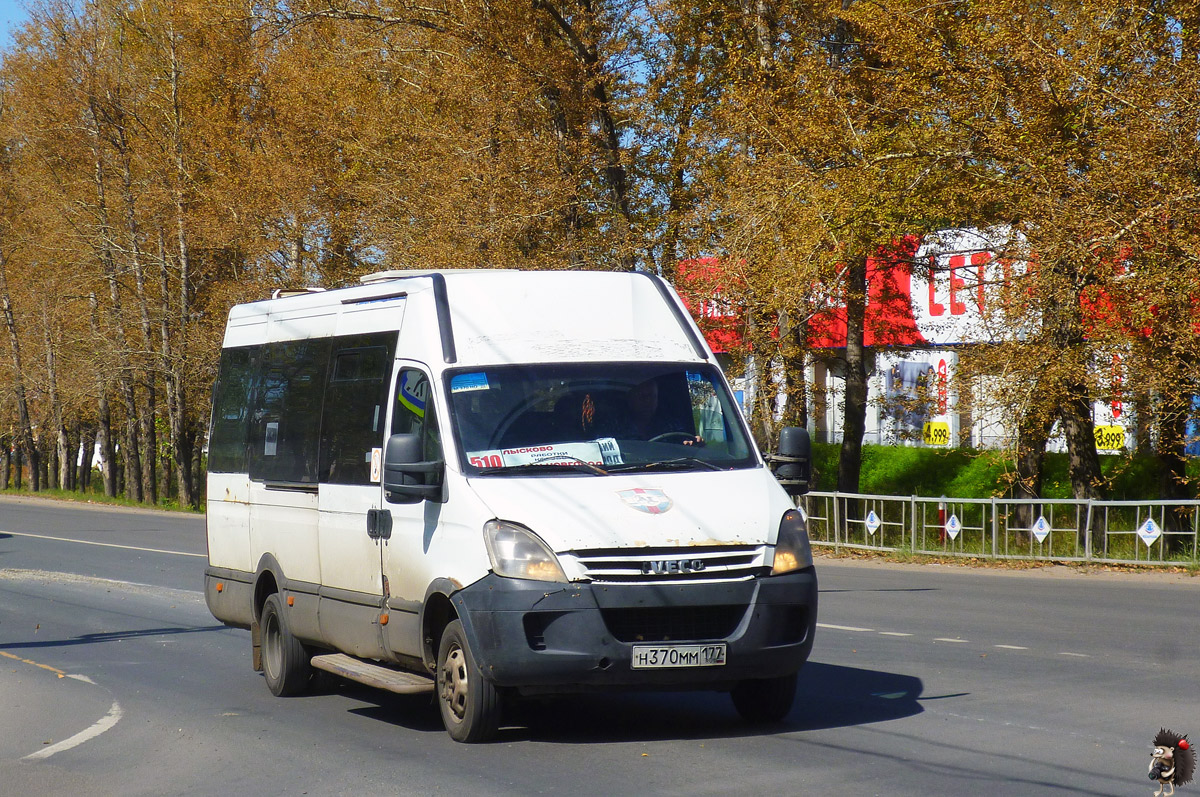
[0,0,28,51]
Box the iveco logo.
[642,559,706,575]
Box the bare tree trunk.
[1061,382,1104,501]
[87,98,143,502]
[0,261,41,491]
[89,293,119,498]
[168,30,196,509]
[779,319,809,429]
[837,254,868,496]
[116,120,158,505]
[1012,386,1056,530]
[41,444,51,491]
[43,307,70,492]
[1155,389,1193,541]
[79,422,93,493]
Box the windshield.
[446,362,756,475]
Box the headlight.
[771,509,814,574]
[483,520,568,583]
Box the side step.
[310,653,435,696]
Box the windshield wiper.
[608,457,724,473]
[478,456,608,476]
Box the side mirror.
[769,426,810,496]
[383,433,444,503]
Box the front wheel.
[437,620,501,742]
[261,593,311,697]
[731,672,797,724]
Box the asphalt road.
[1,494,1197,795]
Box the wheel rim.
[263,611,281,680]
[440,643,469,721]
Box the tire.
[731,672,797,724]
[261,593,311,697]
[436,620,501,742]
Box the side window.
[392,368,441,461]
[318,333,396,484]
[248,339,331,484]
[208,347,256,473]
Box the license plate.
[631,643,727,669]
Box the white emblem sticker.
[865,510,881,536]
[618,488,673,515]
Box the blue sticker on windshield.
[451,372,490,393]
[686,371,705,383]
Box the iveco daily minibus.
[204,269,816,742]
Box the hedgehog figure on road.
[1150,728,1195,797]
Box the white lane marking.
[0,530,204,559]
[66,674,96,684]
[817,623,875,632]
[816,623,1093,659]
[23,701,122,761]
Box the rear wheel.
[261,593,311,697]
[731,672,797,724]
[437,620,501,742]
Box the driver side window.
[392,368,441,461]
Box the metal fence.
[802,491,1200,566]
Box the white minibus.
[204,269,816,742]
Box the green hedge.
[811,443,1199,500]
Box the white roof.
[223,269,709,367]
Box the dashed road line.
[817,624,1093,659]
[816,623,875,632]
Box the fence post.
[833,493,842,550]
[1084,499,1093,561]
[910,495,918,552]
[990,497,997,558]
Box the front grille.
[602,605,747,643]
[569,544,766,583]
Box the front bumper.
[450,568,817,693]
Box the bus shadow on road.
[0,625,229,650]
[337,661,924,743]
[505,662,924,743]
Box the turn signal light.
[216,582,224,593]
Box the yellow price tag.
[1093,425,1125,451]
[923,421,950,446]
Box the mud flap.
[251,617,263,672]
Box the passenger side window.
[392,368,441,461]
[208,347,256,473]
[248,339,331,484]
[318,333,397,484]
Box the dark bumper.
[451,568,817,693]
